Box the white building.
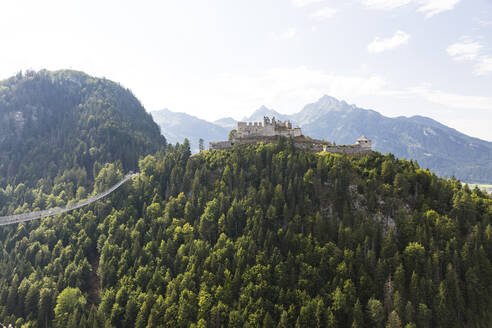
[355,136,371,149]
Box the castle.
[233,116,302,139]
[209,116,372,155]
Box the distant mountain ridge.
[295,96,492,183]
[151,109,229,153]
[153,95,492,183]
[214,117,237,130]
[242,105,291,123]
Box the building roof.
[357,136,370,141]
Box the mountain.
[0,69,166,187]
[242,105,290,122]
[292,95,356,125]
[199,95,491,183]
[152,96,492,182]
[151,106,289,153]
[151,109,229,153]
[294,95,492,183]
[1,143,491,327]
[213,117,237,130]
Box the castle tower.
[356,136,371,149]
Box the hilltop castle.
[233,116,302,139]
[209,116,372,155]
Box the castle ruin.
[234,116,302,139]
[354,136,371,149]
[209,116,372,155]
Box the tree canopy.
[0,140,490,327]
[0,69,166,189]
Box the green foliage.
[0,69,166,189]
[54,287,86,327]
[0,141,491,327]
[367,298,385,328]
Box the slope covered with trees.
[0,140,491,327]
[0,69,166,188]
[172,95,492,183]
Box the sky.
[0,0,491,140]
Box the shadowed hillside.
[0,69,166,187]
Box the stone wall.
[237,122,276,138]
[210,136,281,150]
[209,140,234,150]
[236,117,300,138]
[324,145,372,155]
[210,136,372,155]
[294,142,371,155]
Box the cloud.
[362,0,412,10]
[446,38,492,76]
[416,0,461,18]
[157,65,492,142]
[367,30,410,53]
[362,0,461,18]
[274,27,299,40]
[409,85,492,110]
[311,7,337,19]
[475,56,492,76]
[200,66,492,116]
[171,67,389,119]
[291,0,324,8]
[475,18,492,26]
[446,40,483,61]
[217,67,388,108]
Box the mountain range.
[151,109,228,153]
[153,95,492,183]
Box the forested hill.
[1,141,491,327]
[0,69,166,188]
[164,95,492,183]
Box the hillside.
[0,142,491,327]
[163,96,492,183]
[152,109,228,153]
[293,96,492,183]
[0,70,166,188]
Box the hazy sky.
[1,0,491,140]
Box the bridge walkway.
[0,173,139,226]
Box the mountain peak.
[214,117,237,129]
[252,105,279,116]
[318,94,340,104]
[316,95,352,110]
[243,106,289,122]
[291,95,354,125]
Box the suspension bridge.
[0,172,139,226]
